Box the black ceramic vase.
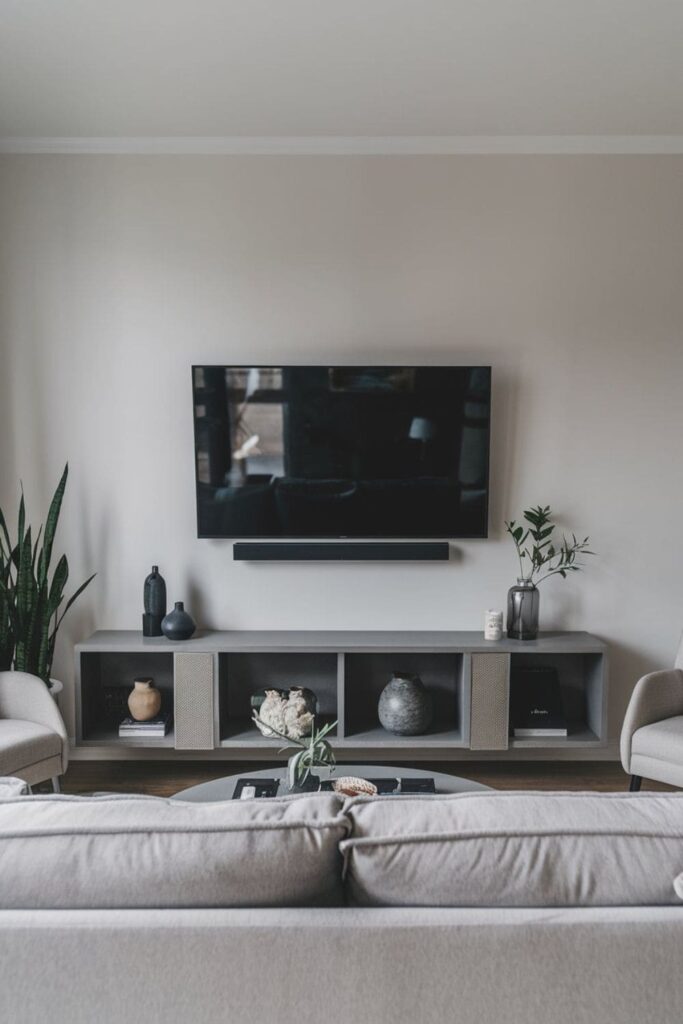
[161,601,196,641]
[142,566,166,637]
[378,673,433,736]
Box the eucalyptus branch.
[506,506,594,587]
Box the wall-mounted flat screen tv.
[192,366,491,538]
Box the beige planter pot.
[128,678,162,721]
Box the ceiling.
[2,0,683,150]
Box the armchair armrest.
[620,668,683,773]
[0,671,68,772]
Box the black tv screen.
[192,366,491,539]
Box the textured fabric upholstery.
[0,672,68,777]
[342,791,683,907]
[675,629,683,670]
[632,716,683,765]
[630,755,683,789]
[0,777,29,797]
[0,791,348,909]
[620,668,683,774]
[0,907,682,1024]
[0,720,61,777]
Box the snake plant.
[0,465,96,683]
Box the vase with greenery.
[251,711,337,791]
[504,505,593,640]
[0,465,96,685]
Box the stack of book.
[510,667,568,738]
[118,712,172,738]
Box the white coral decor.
[253,688,315,740]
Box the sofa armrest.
[0,672,68,772]
[620,668,683,773]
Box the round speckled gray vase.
[378,673,433,736]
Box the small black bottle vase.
[142,565,166,637]
[161,602,196,642]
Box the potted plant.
[251,711,337,791]
[0,464,96,688]
[504,505,593,640]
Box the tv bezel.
[192,364,491,541]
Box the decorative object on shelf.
[332,776,378,797]
[161,601,196,641]
[142,565,166,637]
[0,463,96,684]
[253,689,288,737]
[119,711,171,738]
[283,686,316,739]
[127,677,162,721]
[510,666,567,738]
[484,609,503,641]
[252,687,318,740]
[250,688,285,714]
[378,672,433,736]
[505,505,594,641]
[506,579,541,642]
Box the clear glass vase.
[506,578,540,640]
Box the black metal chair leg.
[629,775,642,792]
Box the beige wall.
[1,154,682,754]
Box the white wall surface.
[1,154,682,753]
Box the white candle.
[484,609,503,641]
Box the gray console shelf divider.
[74,630,608,760]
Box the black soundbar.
[233,542,450,562]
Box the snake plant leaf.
[39,463,68,583]
[31,525,43,575]
[0,506,11,558]
[52,572,96,633]
[48,554,69,615]
[17,492,25,552]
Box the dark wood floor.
[56,760,675,798]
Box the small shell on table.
[332,776,378,797]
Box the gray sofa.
[0,784,682,1024]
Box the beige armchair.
[0,671,68,792]
[620,635,683,791]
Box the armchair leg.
[629,775,642,792]
[51,776,61,794]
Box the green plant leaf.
[40,464,68,579]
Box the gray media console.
[73,630,608,760]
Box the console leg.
[629,775,642,792]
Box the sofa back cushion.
[0,792,347,909]
[341,791,683,907]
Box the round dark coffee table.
[173,764,490,802]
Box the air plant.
[251,710,337,790]
[0,465,96,683]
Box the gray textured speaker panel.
[174,652,215,750]
[470,653,510,751]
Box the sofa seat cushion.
[632,716,683,765]
[341,791,683,907]
[0,792,348,909]
[0,719,61,776]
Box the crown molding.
[2,135,683,155]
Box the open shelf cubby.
[508,652,606,748]
[218,652,339,746]
[343,652,467,747]
[77,651,176,747]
